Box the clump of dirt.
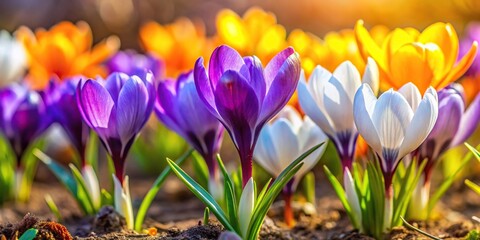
[0,213,72,240]
[159,221,223,239]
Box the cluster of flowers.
[1,7,480,239]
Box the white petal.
[274,106,303,132]
[362,58,379,96]
[298,77,335,136]
[398,83,422,111]
[399,91,438,159]
[238,178,255,238]
[269,119,300,171]
[113,175,134,229]
[353,84,382,154]
[332,61,362,102]
[254,126,279,176]
[323,76,356,132]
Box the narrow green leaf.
[34,149,77,196]
[192,151,209,188]
[324,166,355,222]
[18,228,38,240]
[465,179,480,195]
[302,172,316,205]
[203,207,210,225]
[216,155,239,232]
[44,194,63,222]
[101,189,113,206]
[166,158,234,231]
[69,164,95,215]
[134,149,192,232]
[85,131,99,172]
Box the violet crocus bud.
[76,72,156,183]
[194,45,301,186]
[155,71,224,199]
[0,84,51,164]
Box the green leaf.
[216,155,240,232]
[85,131,99,172]
[18,228,38,240]
[166,158,234,231]
[324,166,356,226]
[34,149,77,197]
[302,172,316,205]
[247,143,323,240]
[401,216,441,240]
[203,207,210,225]
[134,149,192,232]
[101,189,113,206]
[365,160,385,239]
[465,179,480,195]
[191,151,209,188]
[44,194,63,222]
[69,164,95,215]
[427,143,478,215]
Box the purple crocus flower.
[107,50,164,80]
[416,84,480,181]
[155,71,224,196]
[0,84,51,165]
[76,72,156,183]
[194,45,301,186]
[45,77,90,165]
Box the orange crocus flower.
[355,20,478,92]
[216,7,287,64]
[139,18,213,78]
[16,21,120,89]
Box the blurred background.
[2,0,480,49]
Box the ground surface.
[1,172,480,239]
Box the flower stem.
[240,150,253,187]
[283,192,295,228]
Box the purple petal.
[242,56,266,103]
[259,50,301,125]
[155,79,185,136]
[428,93,463,148]
[264,47,296,89]
[194,57,218,117]
[208,45,244,88]
[116,76,150,146]
[104,72,130,101]
[214,70,260,152]
[451,93,480,146]
[77,80,115,135]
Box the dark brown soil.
[1,173,479,239]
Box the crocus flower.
[353,82,438,229]
[139,18,213,77]
[0,84,51,201]
[106,50,164,79]
[298,58,379,171]
[76,72,155,183]
[16,21,120,89]
[194,45,301,186]
[45,77,100,208]
[155,71,224,200]
[254,106,328,226]
[0,30,27,87]
[409,84,480,220]
[77,72,155,229]
[216,7,287,64]
[355,20,478,92]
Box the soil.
[1,173,479,239]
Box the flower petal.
[332,61,362,102]
[208,45,244,87]
[353,84,382,154]
[398,82,422,111]
[264,47,295,87]
[451,93,480,146]
[77,80,114,131]
[362,58,379,95]
[194,57,219,117]
[104,72,130,101]
[323,76,356,133]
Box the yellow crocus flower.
[139,18,213,78]
[355,20,478,92]
[216,7,287,63]
[16,21,120,89]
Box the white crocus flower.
[298,58,379,171]
[81,165,101,209]
[353,83,438,230]
[0,30,27,87]
[254,106,328,190]
[113,175,134,230]
[238,178,255,238]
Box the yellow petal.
[382,28,416,61]
[389,43,434,92]
[256,25,286,63]
[216,9,249,52]
[139,21,175,58]
[422,43,445,87]
[355,20,387,71]
[439,41,478,89]
[418,22,458,75]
